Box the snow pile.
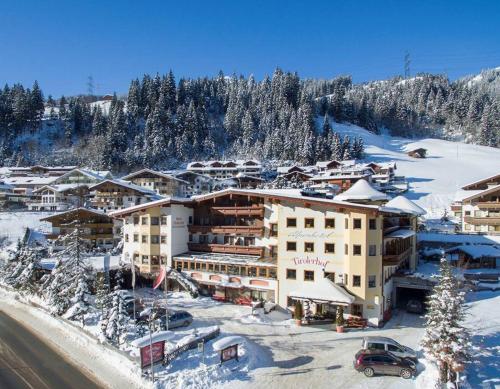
[383,195,426,216]
[334,179,388,201]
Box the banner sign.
[140,341,165,369]
[153,267,166,289]
[220,344,238,364]
[293,257,329,268]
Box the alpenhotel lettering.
[293,257,329,267]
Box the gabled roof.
[33,184,88,194]
[52,168,111,184]
[121,168,188,184]
[446,244,500,259]
[334,179,389,202]
[461,184,500,202]
[108,196,194,217]
[89,179,162,197]
[461,173,500,191]
[40,207,111,222]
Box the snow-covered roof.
[121,168,188,184]
[33,183,89,193]
[453,189,484,202]
[385,229,416,239]
[289,277,355,305]
[461,173,500,190]
[212,336,246,352]
[108,196,194,217]
[334,179,389,202]
[446,245,500,259]
[187,160,261,169]
[174,252,276,267]
[460,184,500,202]
[418,232,500,245]
[89,179,162,197]
[52,168,111,184]
[131,331,176,347]
[0,181,14,191]
[40,207,110,222]
[382,196,426,216]
[4,176,57,186]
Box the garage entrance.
[392,276,436,310]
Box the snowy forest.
[0,67,498,172]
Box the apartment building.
[186,160,262,179]
[121,168,188,197]
[111,185,422,326]
[452,173,500,234]
[28,184,89,211]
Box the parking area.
[145,290,426,389]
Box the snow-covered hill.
[333,122,500,217]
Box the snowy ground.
[334,122,500,217]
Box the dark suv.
[353,350,416,379]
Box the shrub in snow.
[421,258,471,387]
[294,301,303,321]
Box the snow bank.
[212,336,246,352]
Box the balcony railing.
[188,225,264,235]
[473,202,500,209]
[187,243,263,256]
[464,216,500,226]
[211,205,264,217]
[383,247,412,266]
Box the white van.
[361,337,418,362]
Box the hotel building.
[111,182,423,326]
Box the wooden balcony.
[450,204,462,212]
[188,225,264,235]
[464,216,500,226]
[474,202,500,210]
[188,243,264,256]
[211,205,264,217]
[383,247,412,266]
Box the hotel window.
[142,255,149,264]
[240,267,247,276]
[325,243,335,254]
[258,268,267,278]
[286,269,297,280]
[270,223,278,237]
[287,241,297,251]
[324,272,335,281]
[464,211,471,216]
[369,219,377,230]
[151,256,159,265]
[188,216,193,225]
[353,275,361,287]
[133,234,139,242]
[368,275,376,288]
[189,262,195,270]
[353,244,362,255]
[160,216,167,225]
[125,234,129,242]
[325,218,335,229]
[189,234,193,242]
[353,218,362,229]
[214,264,219,272]
[345,219,348,229]
[286,218,297,227]
[133,216,139,225]
[369,244,376,256]
[133,254,140,263]
[161,235,167,244]
[201,263,207,270]
[195,262,201,270]
[151,217,159,225]
[199,235,208,243]
[208,263,214,271]
[142,235,148,243]
[304,218,314,228]
[304,270,315,281]
[151,235,159,244]
[344,244,348,255]
[344,274,348,285]
[304,242,314,253]
[269,268,277,279]
[141,216,148,225]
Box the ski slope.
[333,122,500,217]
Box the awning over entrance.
[289,277,355,306]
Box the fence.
[163,327,220,366]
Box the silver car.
[361,336,418,362]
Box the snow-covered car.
[361,337,418,362]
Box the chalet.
[121,168,188,197]
[4,175,58,196]
[315,160,344,172]
[275,171,313,186]
[41,207,120,250]
[187,160,262,179]
[51,168,112,185]
[460,184,500,234]
[407,148,427,158]
[446,245,500,269]
[172,171,214,196]
[461,173,500,191]
[309,165,374,191]
[7,165,77,177]
[89,179,161,212]
[28,184,89,211]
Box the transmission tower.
[87,75,95,96]
[404,52,411,79]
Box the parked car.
[361,337,418,362]
[406,299,424,314]
[353,350,416,379]
[137,308,193,330]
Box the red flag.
[153,267,166,289]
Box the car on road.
[406,299,424,314]
[353,350,416,379]
[361,336,418,362]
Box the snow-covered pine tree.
[95,272,111,316]
[43,225,93,319]
[102,271,128,345]
[421,258,471,386]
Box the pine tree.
[102,271,128,345]
[421,258,471,386]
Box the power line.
[404,51,411,79]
